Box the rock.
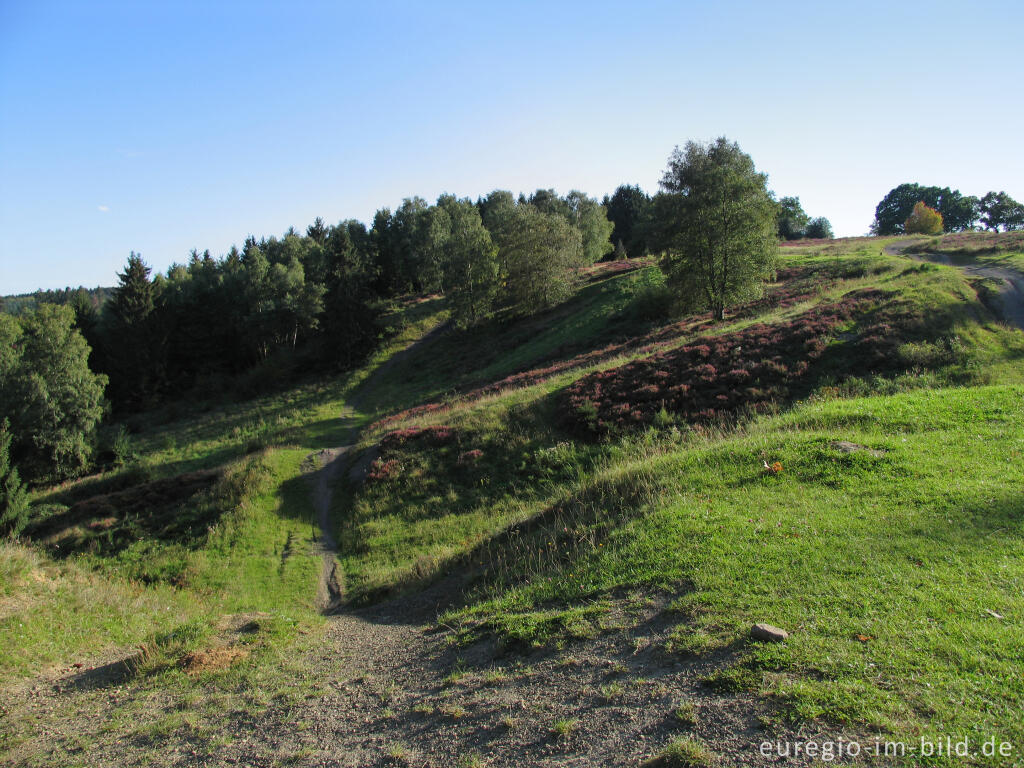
[829,441,886,457]
[751,623,789,642]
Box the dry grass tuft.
[179,645,248,676]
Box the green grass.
[646,736,713,767]
[0,448,323,681]
[551,716,579,738]
[446,386,1024,751]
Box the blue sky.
[1,0,1022,294]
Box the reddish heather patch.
[367,458,401,483]
[366,425,459,484]
[565,289,890,434]
[581,258,653,283]
[379,425,456,450]
[458,449,484,465]
[371,401,452,432]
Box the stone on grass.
[829,441,886,457]
[751,623,789,643]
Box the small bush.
[897,336,969,369]
[111,425,138,467]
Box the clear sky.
[1,0,1022,294]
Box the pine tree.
[104,252,157,407]
[109,252,154,327]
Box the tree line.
[871,184,1024,235]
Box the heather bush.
[565,290,895,434]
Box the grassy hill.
[3,235,1023,766]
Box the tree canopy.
[431,196,499,329]
[487,201,583,314]
[602,185,652,258]
[776,196,810,240]
[652,138,778,320]
[0,305,107,483]
[904,202,944,235]
[871,184,979,234]
[804,217,834,239]
[979,191,1024,232]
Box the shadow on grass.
[353,269,664,416]
[343,438,662,617]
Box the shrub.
[112,425,138,467]
[804,216,833,239]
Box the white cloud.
[97,205,109,212]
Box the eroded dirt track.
[886,240,1024,330]
[193,586,850,767]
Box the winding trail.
[886,239,1024,330]
[306,321,451,613]
[309,444,350,613]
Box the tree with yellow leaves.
[904,201,944,235]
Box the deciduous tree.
[979,191,1024,232]
[904,201,943,235]
[872,184,978,234]
[652,138,778,320]
[0,305,107,483]
[0,419,29,537]
[488,203,582,314]
[431,196,498,328]
[776,196,809,240]
[804,217,834,239]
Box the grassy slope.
[906,230,1024,273]
[342,239,1023,597]
[3,235,1023,764]
[339,236,1024,761]
[450,387,1024,746]
[0,449,321,681]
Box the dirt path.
[306,320,451,612]
[195,587,847,767]
[886,240,1024,330]
[308,445,350,613]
